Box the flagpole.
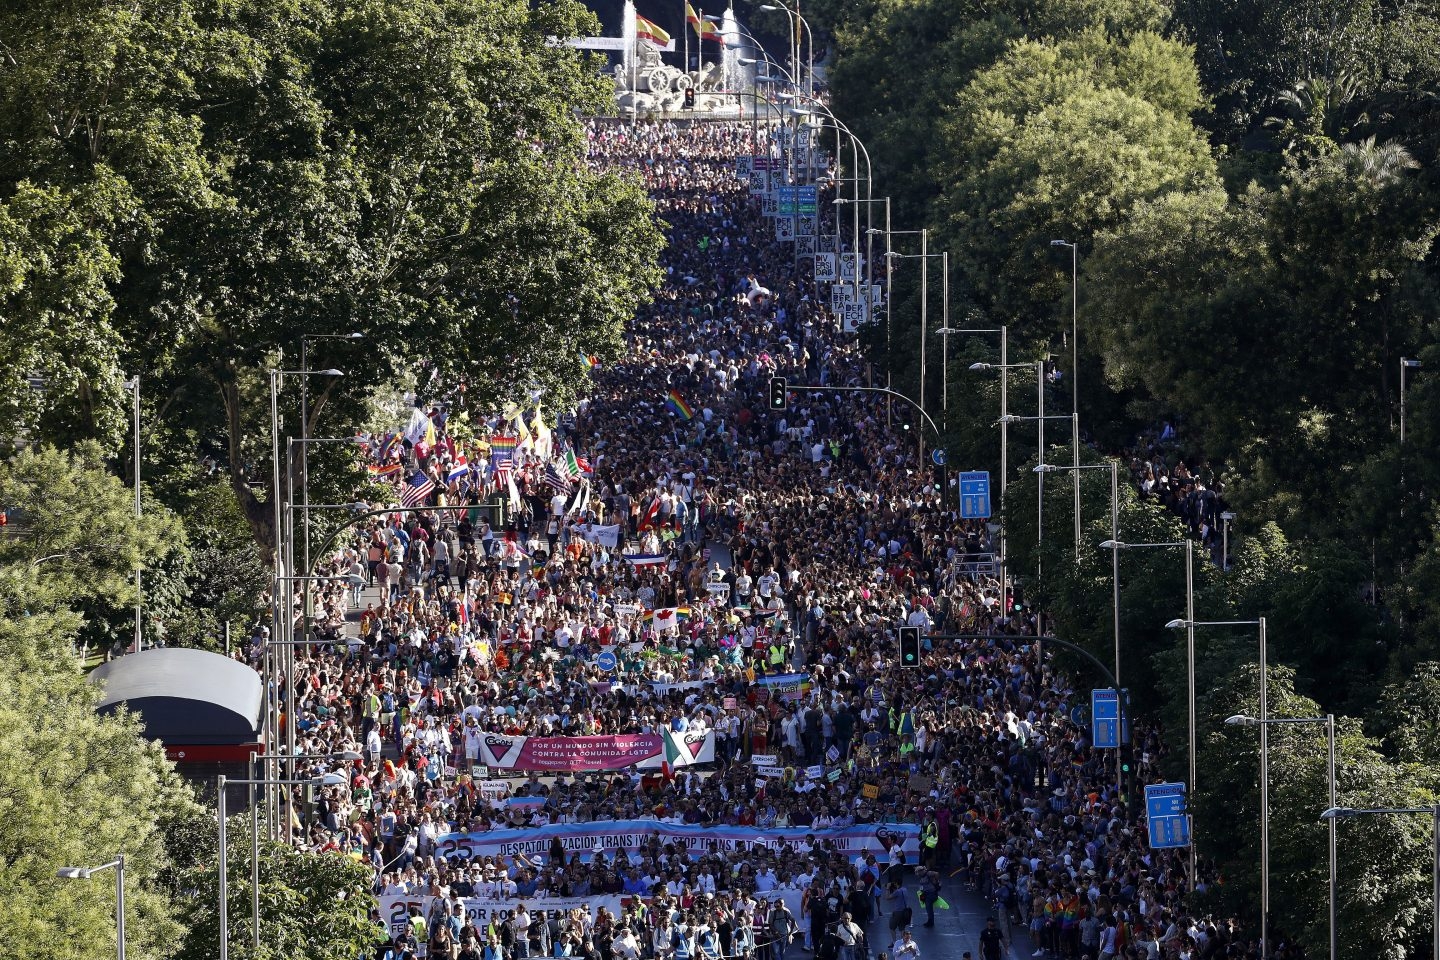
[683,0,690,81]
[697,7,704,94]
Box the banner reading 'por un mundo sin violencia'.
[476,730,715,772]
[435,819,920,863]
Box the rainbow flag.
[583,352,599,370]
[756,672,812,701]
[366,463,402,480]
[490,435,517,464]
[665,389,694,420]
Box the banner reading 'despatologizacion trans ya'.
[434,820,919,862]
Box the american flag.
[542,463,573,493]
[401,471,436,507]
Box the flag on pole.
[446,457,470,484]
[564,449,583,479]
[542,462,573,493]
[401,472,436,507]
[665,389,694,420]
[636,13,670,47]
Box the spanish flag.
[685,6,724,43]
[636,14,670,47]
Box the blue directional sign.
[959,471,992,519]
[1145,783,1192,849]
[1091,688,1120,749]
[596,650,618,673]
[931,448,948,467]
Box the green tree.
[0,178,131,452]
[1195,664,1436,960]
[0,0,664,555]
[166,809,378,960]
[0,444,182,625]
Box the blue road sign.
[596,650,618,673]
[932,448,948,467]
[959,471,992,519]
[1145,783,1192,849]
[1092,688,1120,749]
[1070,704,1088,728]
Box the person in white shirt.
[892,930,920,960]
[834,913,862,960]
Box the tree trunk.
[217,365,277,564]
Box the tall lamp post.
[1401,357,1422,444]
[1050,239,1081,561]
[1322,804,1440,960]
[759,2,813,96]
[266,367,342,834]
[1171,618,1267,930]
[1229,714,1337,960]
[217,773,345,960]
[1101,539,1194,881]
[972,361,1049,626]
[299,334,362,581]
[1038,460,1121,796]
[121,376,142,651]
[57,855,126,960]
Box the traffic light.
[899,626,920,667]
[684,88,696,109]
[768,376,788,411]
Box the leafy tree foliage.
[0,447,199,960]
[166,809,378,960]
[0,0,664,553]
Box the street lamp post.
[1221,510,1236,570]
[1230,714,1337,960]
[265,367,342,835]
[1322,804,1440,960]
[1163,613,1263,905]
[299,334,362,585]
[1102,539,1193,874]
[1039,461,1121,795]
[1401,358,1422,444]
[1051,239,1081,562]
[217,774,345,960]
[121,376,142,652]
[57,856,126,960]
[759,2,813,96]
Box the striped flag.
[446,457,470,484]
[366,462,402,480]
[490,435,517,465]
[636,13,670,47]
[542,462,573,493]
[665,389,694,421]
[564,449,583,479]
[401,472,436,507]
[624,553,669,567]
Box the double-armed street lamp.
[1228,713,1337,960]
[1322,804,1440,960]
[217,773,347,960]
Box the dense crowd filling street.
[259,120,1248,960]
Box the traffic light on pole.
[899,626,921,667]
[684,88,696,109]
[768,376,788,411]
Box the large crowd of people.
[247,118,1254,960]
